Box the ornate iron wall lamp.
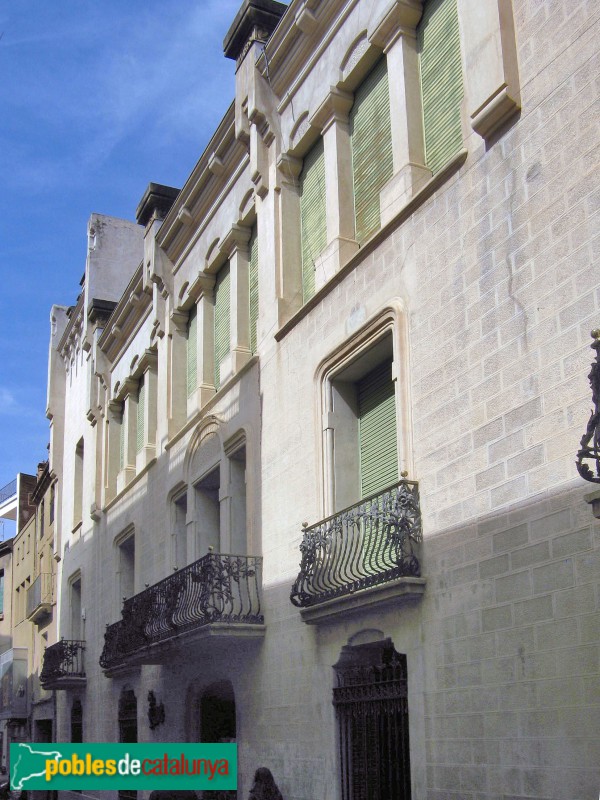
[147,691,165,730]
[577,329,600,483]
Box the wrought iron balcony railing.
[26,573,54,621]
[290,480,422,609]
[40,640,86,689]
[100,552,264,670]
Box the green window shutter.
[357,360,398,498]
[300,138,327,303]
[119,410,125,470]
[136,377,145,454]
[214,263,230,390]
[418,0,464,174]
[187,304,197,396]
[249,225,259,354]
[350,58,393,245]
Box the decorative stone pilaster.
[310,88,359,284]
[220,224,253,380]
[275,153,304,324]
[458,0,521,139]
[104,401,122,505]
[185,274,217,414]
[117,378,138,493]
[168,310,189,437]
[136,350,158,471]
[370,0,431,222]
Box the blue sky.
[0,0,256,537]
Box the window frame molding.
[316,300,414,519]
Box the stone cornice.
[98,264,152,363]
[156,104,251,269]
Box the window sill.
[275,148,468,342]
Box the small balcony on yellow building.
[40,639,86,690]
[26,572,54,623]
[99,552,265,675]
[290,480,425,624]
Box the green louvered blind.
[300,138,327,303]
[119,410,125,470]
[136,378,145,454]
[418,0,464,174]
[249,225,259,354]
[357,360,398,498]
[214,263,230,390]
[350,58,393,245]
[187,304,197,397]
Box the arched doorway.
[71,699,82,743]
[334,638,411,800]
[118,687,137,800]
[200,681,236,744]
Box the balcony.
[290,480,425,624]
[26,573,54,623]
[0,648,28,719]
[40,640,86,690]
[100,552,265,674]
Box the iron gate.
[333,641,411,800]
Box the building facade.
[41,0,600,799]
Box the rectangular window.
[418,0,464,173]
[248,226,259,354]
[350,58,393,244]
[214,263,231,390]
[357,360,398,498]
[195,468,221,554]
[49,484,55,525]
[327,331,399,512]
[0,570,4,615]
[186,304,197,397]
[118,536,135,603]
[73,438,84,527]
[136,377,145,454]
[40,499,45,539]
[300,137,327,303]
[119,407,125,470]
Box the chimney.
[136,183,180,227]
[223,0,287,69]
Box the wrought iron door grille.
[291,481,421,608]
[334,645,411,800]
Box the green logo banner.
[10,743,237,791]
